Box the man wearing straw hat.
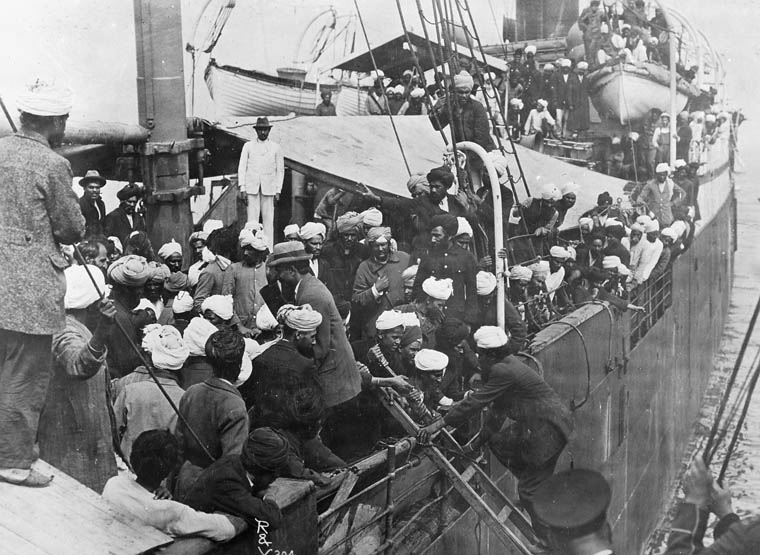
[0,79,84,487]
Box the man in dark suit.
[553,59,580,138]
[180,428,288,529]
[104,183,146,246]
[77,170,107,237]
[269,242,362,411]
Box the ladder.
[375,389,541,554]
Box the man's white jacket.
[237,138,284,196]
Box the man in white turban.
[429,70,496,153]
[0,80,85,486]
[524,97,556,137]
[222,230,268,337]
[418,323,573,542]
[518,184,561,257]
[637,160,686,226]
[201,295,235,326]
[396,277,452,349]
[114,325,188,462]
[38,265,119,490]
[158,239,184,273]
[299,222,330,284]
[401,265,418,303]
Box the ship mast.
[133,0,203,249]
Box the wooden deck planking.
[0,460,171,555]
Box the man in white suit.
[237,117,284,249]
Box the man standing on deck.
[0,80,85,487]
[104,184,146,246]
[237,117,284,250]
[78,170,107,237]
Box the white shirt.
[309,258,320,278]
[439,196,450,213]
[126,213,134,228]
[524,109,556,135]
[102,474,236,541]
[632,238,663,283]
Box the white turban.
[201,295,234,321]
[525,45,537,55]
[510,98,524,109]
[202,219,224,235]
[402,265,418,286]
[239,228,268,251]
[399,312,420,328]
[375,310,405,331]
[414,349,449,372]
[183,317,218,357]
[253,304,276,331]
[201,246,216,263]
[600,22,610,34]
[283,224,300,238]
[510,265,533,281]
[543,63,555,72]
[422,277,453,300]
[141,324,163,352]
[611,136,621,145]
[473,326,509,349]
[577,61,589,70]
[234,339,256,387]
[560,182,579,196]
[661,227,678,241]
[560,58,572,68]
[189,231,209,243]
[674,159,687,169]
[149,325,189,371]
[64,264,105,310]
[630,222,645,234]
[16,79,73,116]
[644,219,660,233]
[549,246,571,260]
[243,221,264,234]
[636,214,652,225]
[299,222,326,241]
[361,208,383,227]
[602,255,621,269]
[655,163,670,173]
[276,304,323,332]
[410,87,425,99]
[455,217,473,238]
[476,271,497,296]
[537,98,549,108]
[158,239,182,260]
[453,71,474,91]
[172,291,194,314]
[629,131,640,141]
[705,113,716,123]
[541,184,562,201]
[567,246,577,261]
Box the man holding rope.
[0,80,84,487]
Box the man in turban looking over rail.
[413,214,479,326]
[418,326,573,543]
[0,79,85,487]
[181,428,290,530]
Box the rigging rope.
[352,0,411,176]
[703,295,760,464]
[0,95,17,133]
[73,245,217,463]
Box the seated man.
[181,428,289,529]
[102,429,238,542]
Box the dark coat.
[430,97,496,152]
[239,339,323,437]
[260,282,293,316]
[352,251,411,337]
[567,73,590,132]
[181,454,283,529]
[321,240,368,303]
[0,130,85,335]
[296,274,362,408]
[103,205,146,246]
[604,238,631,267]
[552,72,579,111]
[78,195,107,238]
[413,244,479,326]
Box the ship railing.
[629,268,673,349]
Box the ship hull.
[586,63,699,124]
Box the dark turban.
[430,214,458,236]
[400,325,423,348]
[427,166,455,188]
[117,183,143,201]
[205,329,245,379]
[597,192,613,206]
[241,427,290,473]
[437,317,469,345]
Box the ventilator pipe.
[447,141,505,329]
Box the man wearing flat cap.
[0,79,85,487]
[237,117,284,250]
[78,169,107,237]
[104,183,147,246]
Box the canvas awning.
[332,32,508,77]
[212,115,629,230]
